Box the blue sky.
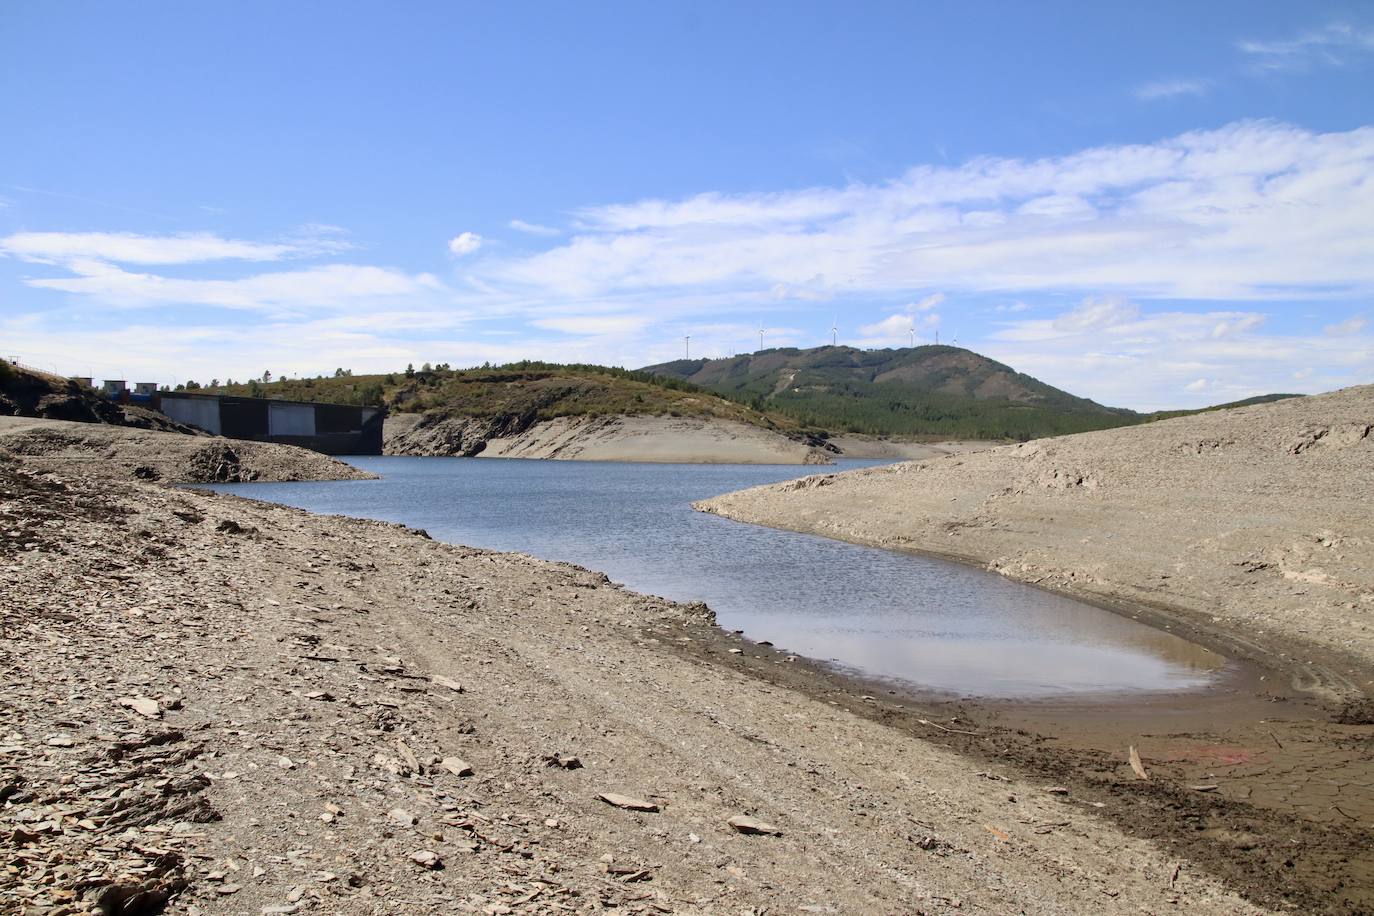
[2,1,1371,410]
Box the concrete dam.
[159,393,384,455]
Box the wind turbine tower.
[830,317,838,347]
[684,335,691,360]
[908,326,915,348]
[758,323,765,352]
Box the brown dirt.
[2,454,1276,914]
[667,625,1374,914]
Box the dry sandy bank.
[0,415,374,483]
[698,384,1374,698]
[825,435,997,460]
[1,448,1282,914]
[387,412,832,464]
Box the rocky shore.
[699,385,1374,700]
[0,430,1284,913]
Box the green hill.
[642,345,1140,440]
[203,362,808,433]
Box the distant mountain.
[642,345,1141,440]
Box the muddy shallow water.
[209,455,1225,698]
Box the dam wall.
[159,393,384,455]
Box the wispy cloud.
[489,121,1374,303]
[0,231,308,265]
[1324,315,1368,336]
[1239,22,1374,71]
[986,297,1370,410]
[509,219,561,237]
[531,314,650,335]
[24,260,444,314]
[1134,79,1210,101]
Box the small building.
[71,376,93,388]
[158,392,384,456]
[134,382,158,397]
[102,380,127,397]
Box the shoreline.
[699,503,1372,706]
[4,440,1372,912]
[696,384,1374,703]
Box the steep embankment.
[0,438,1272,915]
[386,413,831,464]
[0,416,373,483]
[699,384,1374,694]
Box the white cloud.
[985,299,1373,410]
[1324,315,1368,336]
[1239,22,1374,70]
[1134,79,1210,101]
[856,305,943,347]
[532,315,650,335]
[0,231,305,265]
[447,232,483,256]
[24,260,444,313]
[488,121,1374,303]
[509,219,561,237]
[1050,297,1139,332]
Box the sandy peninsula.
[698,384,1374,698]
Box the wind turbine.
[830,316,838,347]
[950,330,960,347]
[908,325,916,348]
[758,323,765,352]
[684,335,691,359]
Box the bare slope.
[699,384,1374,694]
[0,416,373,483]
[211,363,833,463]
[0,447,1266,915]
[387,413,832,464]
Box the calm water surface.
[209,456,1225,698]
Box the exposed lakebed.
[208,455,1225,698]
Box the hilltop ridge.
[643,345,1139,440]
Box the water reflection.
[208,456,1226,698]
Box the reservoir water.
[209,456,1226,698]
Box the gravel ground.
[0,417,375,484]
[0,439,1271,914]
[699,384,1374,701]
